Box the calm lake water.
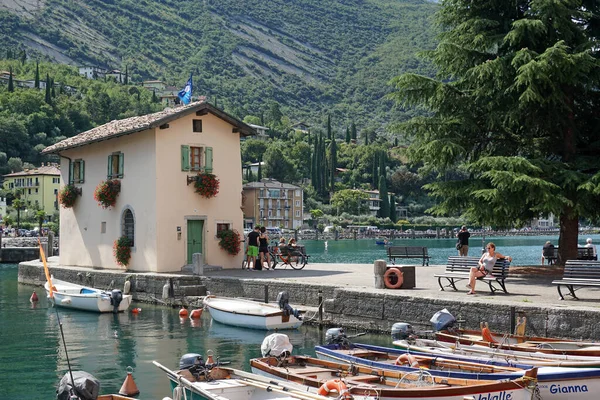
[300,234,600,266]
[0,264,391,400]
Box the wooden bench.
[387,246,430,266]
[433,256,511,294]
[552,260,600,300]
[544,247,597,265]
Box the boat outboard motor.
[430,308,456,332]
[391,323,415,341]
[261,333,293,358]
[179,353,205,370]
[110,289,124,313]
[325,327,353,349]
[56,371,100,400]
[277,291,302,320]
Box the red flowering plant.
[94,179,121,209]
[194,173,219,198]
[113,236,132,267]
[216,229,241,256]
[58,184,81,208]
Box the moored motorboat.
[45,277,132,313]
[316,340,600,400]
[203,293,303,330]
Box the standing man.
[245,226,261,270]
[457,225,470,256]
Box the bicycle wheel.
[270,252,279,269]
[290,255,307,270]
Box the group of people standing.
[244,226,297,271]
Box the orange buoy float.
[118,366,140,396]
[30,291,39,302]
[317,379,351,399]
[179,307,189,317]
[384,267,404,289]
[395,353,420,368]
[131,307,141,314]
[189,309,203,319]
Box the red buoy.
[119,367,140,396]
[30,291,39,302]
[189,309,203,319]
[179,307,189,317]
[131,308,141,314]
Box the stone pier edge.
[17,261,600,340]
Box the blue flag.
[178,74,193,105]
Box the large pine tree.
[330,138,337,193]
[390,0,600,263]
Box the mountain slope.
[0,0,438,131]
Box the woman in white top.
[585,238,598,259]
[467,242,512,295]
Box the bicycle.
[272,244,309,270]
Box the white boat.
[202,294,303,330]
[45,277,132,313]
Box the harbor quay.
[18,257,600,340]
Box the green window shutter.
[118,153,124,178]
[79,160,85,183]
[69,161,74,184]
[205,147,213,173]
[107,155,113,179]
[181,145,190,171]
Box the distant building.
[242,162,265,177]
[247,124,269,140]
[242,179,304,230]
[105,69,126,82]
[142,81,180,106]
[2,164,61,216]
[78,66,108,79]
[531,214,556,229]
[0,196,7,220]
[292,122,311,133]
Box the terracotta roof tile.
[4,165,60,177]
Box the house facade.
[42,102,255,272]
[242,179,304,230]
[2,164,61,216]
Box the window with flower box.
[181,145,213,173]
[216,222,231,236]
[107,152,124,179]
[70,159,85,184]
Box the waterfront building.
[242,179,304,230]
[2,164,61,216]
[42,101,255,272]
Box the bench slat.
[387,246,430,266]
[433,256,510,294]
[553,260,600,300]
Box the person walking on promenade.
[456,225,470,256]
[245,226,260,270]
[467,242,512,295]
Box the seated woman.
[467,242,512,295]
[541,241,555,265]
[288,238,297,246]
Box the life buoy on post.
[384,268,404,289]
[317,379,352,400]
[395,353,420,368]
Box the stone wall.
[17,262,600,340]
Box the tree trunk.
[558,209,579,265]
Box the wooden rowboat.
[250,354,538,400]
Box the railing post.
[264,285,269,303]
[510,306,515,334]
[318,289,323,329]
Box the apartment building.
[242,179,304,230]
[2,164,61,215]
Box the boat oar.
[152,361,221,400]
[227,368,326,400]
[237,376,327,400]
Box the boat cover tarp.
[261,333,293,357]
[56,370,100,400]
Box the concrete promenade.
[17,258,600,340]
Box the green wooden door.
[187,220,204,264]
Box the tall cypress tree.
[322,137,328,195]
[34,62,40,89]
[364,130,369,145]
[389,193,397,223]
[44,74,51,103]
[351,122,357,142]
[330,138,337,193]
[8,67,14,92]
[50,77,56,98]
[345,127,350,143]
[372,152,379,189]
[378,176,389,218]
[20,49,26,65]
[326,114,332,140]
[124,65,128,85]
[312,137,318,190]
[257,156,263,181]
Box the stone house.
[42,101,255,272]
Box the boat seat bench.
[387,246,430,266]
[434,256,511,294]
[552,260,600,300]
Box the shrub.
[194,173,220,198]
[58,184,81,208]
[216,229,241,255]
[113,236,132,267]
[94,179,121,209]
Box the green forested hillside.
[0,0,438,130]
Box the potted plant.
[216,229,241,255]
[94,179,121,209]
[113,236,132,267]
[194,173,220,198]
[58,184,81,208]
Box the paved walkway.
[203,262,600,311]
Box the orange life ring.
[384,268,404,289]
[394,353,420,368]
[317,379,351,399]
